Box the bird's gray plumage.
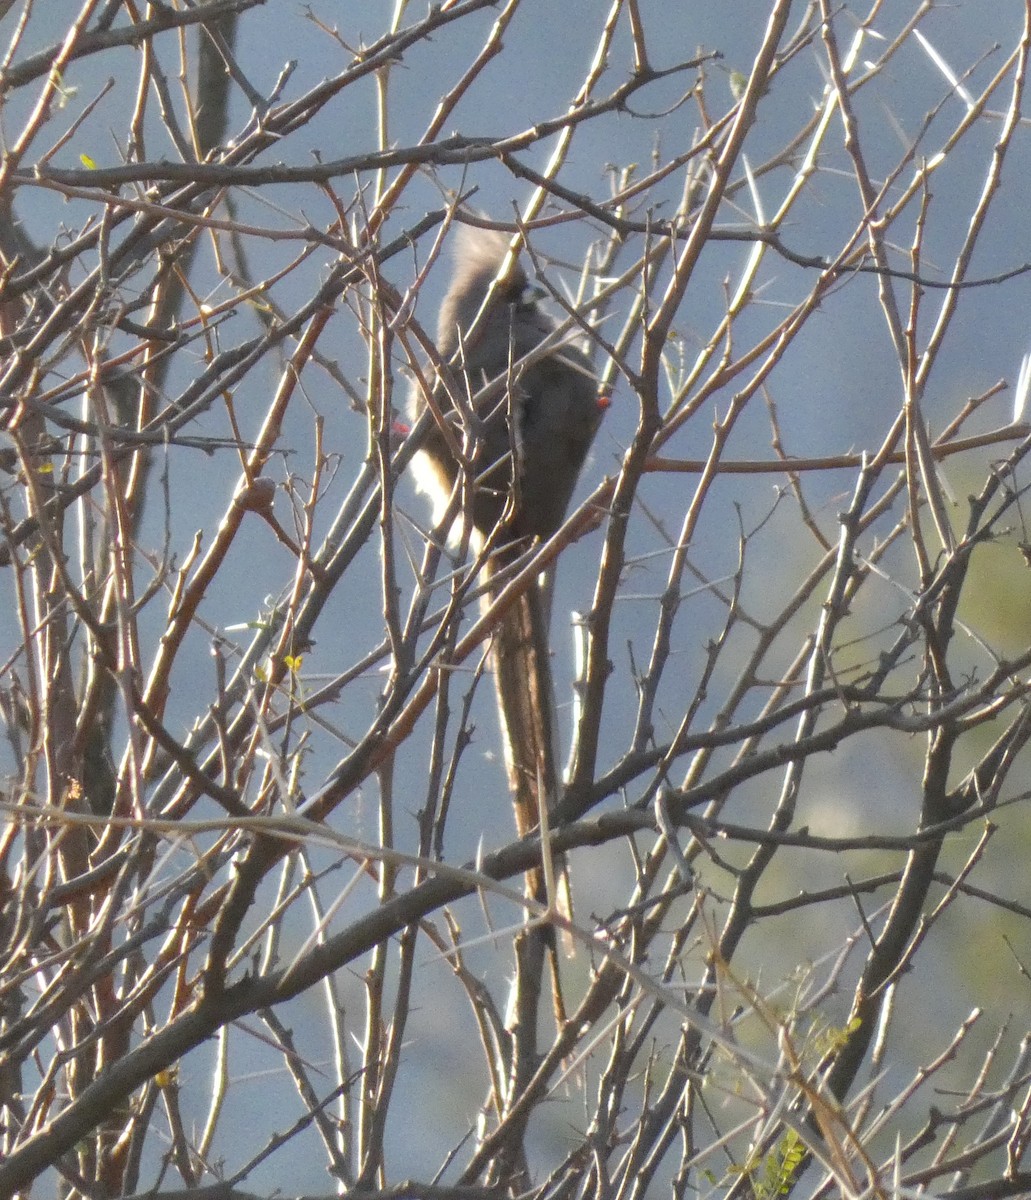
[409,225,601,544]
[408,225,603,1018]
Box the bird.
[407,222,607,1028]
[408,223,603,550]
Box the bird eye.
[500,280,526,304]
